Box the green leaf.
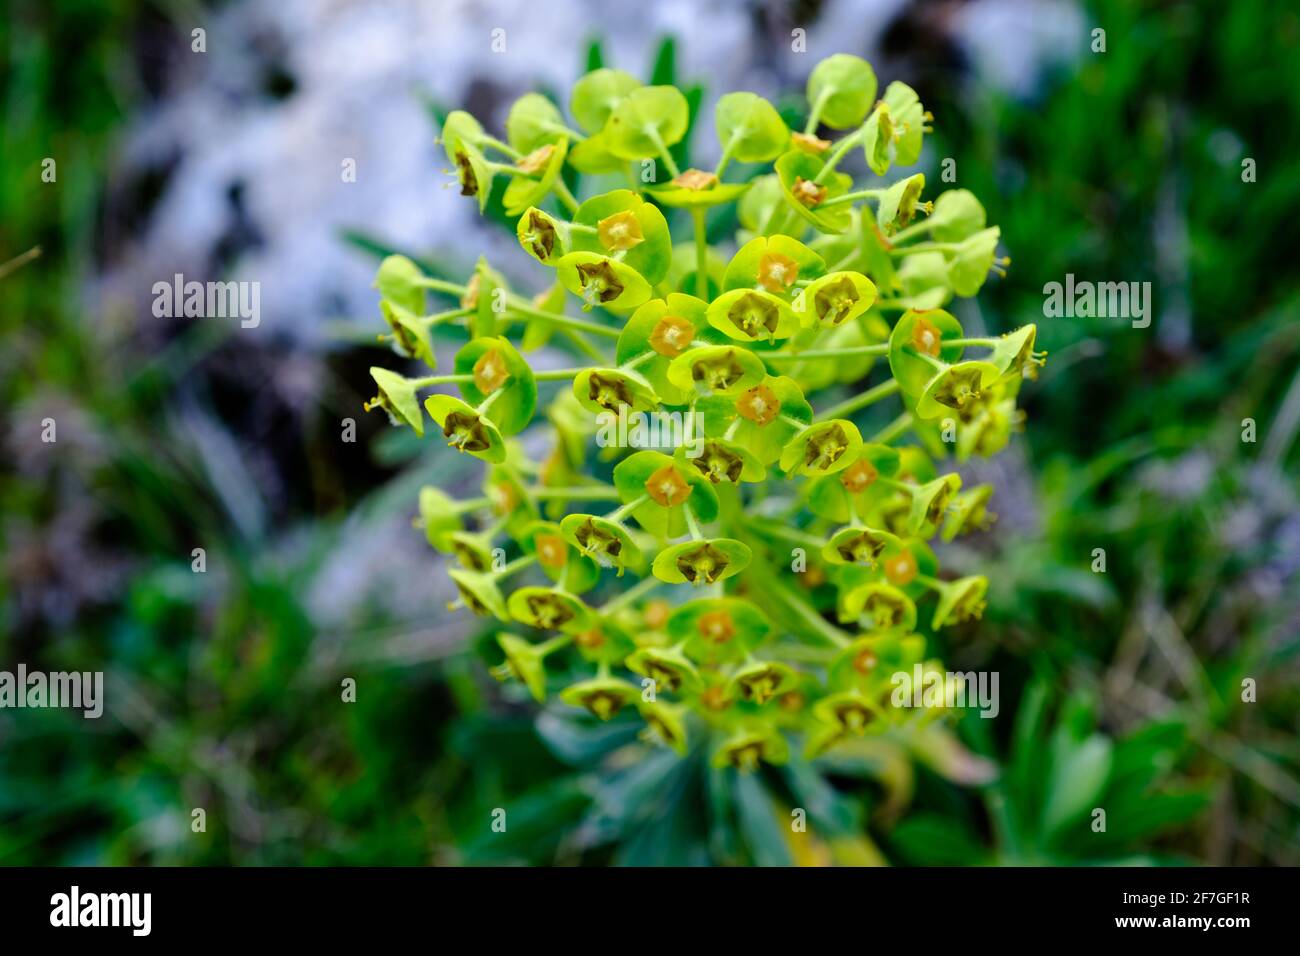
[732,771,795,866]
[373,254,427,315]
[807,54,878,129]
[716,91,790,163]
[605,86,690,160]
[1041,734,1113,837]
[890,814,987,865]
[928,189,987,242]
[502,138,570,217]
[570,68,640,134]
[505,92,567,152]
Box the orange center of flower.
[516,144,555,175]
[911,316,942,356]
[840,459,879,494]
[473,348,510,393]
[645,464,691,507]
[575,628,606,649]
[643,599,671,629]
[757,251,799,293]
[736,384,780,426]
[697,610,736,644]
[885,550,918,586]
[490,480,518,514]
[790,132,831,154]
[535,533,567,569]
[672,169,719,191]
[649,315,695,357]
[597,210,644,253]
[460,273,481,309]
[853,648,879,675]
[792,176,827,207]
[701,686,729,711]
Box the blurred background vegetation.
[1,0,1297,865]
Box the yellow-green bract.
[365,53,1035,771]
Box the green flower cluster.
[365,55,1044,770]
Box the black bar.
[0,866,1282,942]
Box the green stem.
[816,187,884,210]
[607,494,649,524]
[536,634,574,656]
[747,519,824,550]
[684,504,703,541]
[413,276,619,341]
[914,350,947,372]
[507,300,621,338]
[767,574,850,648]
[418,306,473,326]
[410,373,473,388]
[559,328,611,364]
[815,128,865,183]
[779,414,811,434]
[601,574,661,614]
[815,379,900,422]
[766,344,888,362]
[646,127,681,178]
[870,412,913,444]
[714,132,739,178]
[759,192,792,237]
[804,89,831,135]
[622,350,655,371]
[767,643,838,664]
[890,241,959,256]
[692,207,709,299]
[877,476,915,495]
[415,277,466,298]
[887,218,937,244]
[479,136,520,159]
[529,485,622,501]
[554,179,580,214]
[826,249,859,273]
[540,121,588,143]
[492,553,538,580]
[534,367,586,382]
